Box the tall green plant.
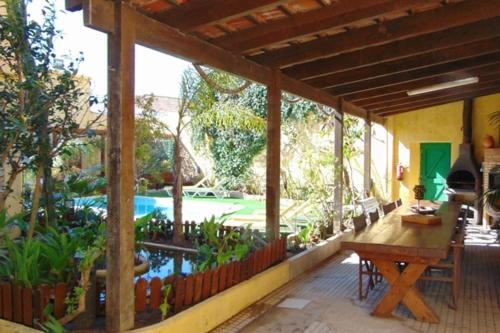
[194,216,255,272]
[0,0,99,222]
[0,238,44,288]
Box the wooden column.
[266,71,281,241]
[106,2,135,332]
[334,99,344,232]
[364,116,372,197]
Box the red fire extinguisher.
[396,164,404,181]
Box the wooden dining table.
[341,201,462,323]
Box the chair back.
[382,202,397,215]
[359,197,380,214]
[369,210,379,224]
[396,198,403,207]
[352,213,367,232]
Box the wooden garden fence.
[146,219,259,241]
[0,281,68,327]
[0,236,287,328]
[134,236,288,315]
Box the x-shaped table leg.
[371,259,439,323]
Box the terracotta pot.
[483,134,495,148]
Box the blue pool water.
[75,195,242,221]
[75,195,173,218]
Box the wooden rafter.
[343,63,500,102]
[78,0,385,124]
[250,0,500,68]
[213,0,436,52]
[303,38,500,88]
[68,0,500,122]
[282,17,500,80]
[149,0,289,32]
[327,53,500,96]
[360,74,500,109]
[376,86,500,116]
[369,79,500,112]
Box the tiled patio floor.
[212,225,500,333]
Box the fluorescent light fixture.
[407,77,479,96]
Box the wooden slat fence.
[0,281,69,327]
[1,236,286,327]
[145,220,253,242]
[134,236,287,315]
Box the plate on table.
[410,205,437,215]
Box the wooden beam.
[371,81,500,113]
[266,70,281,241]
[376,87,500,116]
[106,2,135,332]
[81,0,366,123]
[304,37,500,88]
[213,0,434,52]
[327,53,500,96]
[152,0,289,32]
[344,63,500,102]
[333,99,344,232]
[364,76,500,110]
[364,118,371,196]
[254,0,500,68]
[282,17,500,80]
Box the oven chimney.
[446,98,482,223]
[463,98,472,144]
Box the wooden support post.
[266,70,281,241]
[364,116,372,197]
[334,100,344,232]
[100,134,106,177]
[106,2,135,332]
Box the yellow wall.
[472,93,500,163]
[386,92,500,204]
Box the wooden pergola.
[65,0,500,331]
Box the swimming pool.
[75,195,242,221]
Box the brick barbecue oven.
[445,98,482,223]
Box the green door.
[420,143,451,201]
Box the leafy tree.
[170,68,202,244]
[342,114,364,208]
[0,0,98,233]
[135,94,172,185]
[188,69,317,190]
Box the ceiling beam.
[344,63,500,102]
[81,0,383,124]
[360,73,500,108]
[376,87,500,116]
[250,0,500,68]
[151,0,289,32]
[213,0,436,52]
[368,79,500,111]
[326,53,500,96]
[303,37,500,88]
[282,17,500,80]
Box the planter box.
[1,233,345,333]
[130,232,345,333]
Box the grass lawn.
[146,190,265,217]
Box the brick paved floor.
[212,224,500,333]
